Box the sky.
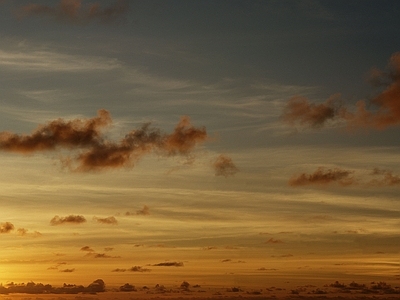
[0,0,399,298]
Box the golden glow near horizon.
[0,1,399,299]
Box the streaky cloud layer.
[16,0,129,24]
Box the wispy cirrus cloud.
[16,0,129,25]
[0,49,121,72]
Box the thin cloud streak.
[16,0,129,25]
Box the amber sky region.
[0,0,399,298]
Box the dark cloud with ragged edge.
[15,0,129,24]
[0,279,105,294]
[289,167,355,187]
[0,109,208,172]
[368,168,400,186]
[282,52,400,131]
[152,261,184,267]
[50,215,87,225]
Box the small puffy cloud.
[152,261,184,267]
[289,167,355,186]
[0,222,14,233]
[129,266,151,272]
[282,94,341,128]
[136,205,150,215]
[104,247,114,251]
[119,283,136,292]
[80,246,94,252]
[94,216,118,225]
[112,268,126,272]
[212,154,239,177]
[50,215,86,225]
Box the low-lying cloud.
[0,109,208,172]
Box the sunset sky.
[0,0,399,297]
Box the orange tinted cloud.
[94,216,118,225]
[0,109,111,153]
[50,215,87,225]
[265,238,284,244]
[16,0,129,24]
[0,110,208,172]
[153,261,184,267]
[289,167,355,186]
[0,221,14,233]
[368,168,400,186]
[136,205,150,215]
[80,246,94,252]
[212,154,239,177]
[283,53,400,130]
[282,94,341,128]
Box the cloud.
[17,228,28,236]
[119,283,136,292]
[129,266,151,272]
[50,215,87,225]
[265,238,284,244]
[289,167,355,186]
[152,261,184,267]
[368,168,400,186]
[88,253,120,258]
[283,52,400,130]
[212,154,239,177]
[16,228,42,237]
[282,94,341,128]
[104,247,114,251]
[0,110,208,172]
[0,109,111,153]
[0,222,14,233]
[111,268,126,272]
[80,246,94,252]
[60,268,75,273]
[16,0,129,24]
[94,216,118,225]
[0,279,106,294]
[135,205,150,215]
